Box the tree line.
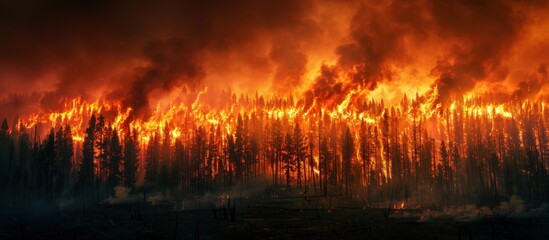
[1,94,547,207]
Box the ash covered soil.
[1,188,548,239]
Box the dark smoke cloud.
[427,0,521,103]
[0,0,319,115]
[305,0,548,106]
[304,64,342,108]
[0,0,547,117]
[337,2,427,88]
[305,1,430,107]
[513,63,547,99]
[123,38,205,117]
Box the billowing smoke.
[102,186,137,204]
[0,0,548,114]
[0,0,321,116]
[303,64,343,108]
[269,38,308,93]
[427,0,520,103]
[305,0,549,106]
[122,38,206,117]
[513,63,548,99]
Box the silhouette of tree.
[0,119,11,192]
[53,125,73,195]
[95,115,107,186]
[123,129,139,189]
[77,115,96,192]
[107,130,122,193]
[283,132,295,190]
[42,129,56,199]
[145,134,160,188]
[271,118,283,185]
[319,135,331,196]
[293,122,308,190]
[341,125,354,195]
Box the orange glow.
[170,127,181,140]
[393,201,405,210]
[2,1,549,214]
[15,87,542,157]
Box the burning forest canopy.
[0,0,548,209]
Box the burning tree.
[0,0,548,211]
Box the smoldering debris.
[102,186,138,204]
[388,195,549,222]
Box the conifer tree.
[107,130,122,193]
[341,126,354,195]
[123,129,139,189]
[77,115,96,192]
[293,122,308,190]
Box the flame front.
[1,0,549,209]
[16,86,547,190]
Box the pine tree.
[43,129,56,199]
[107,130,123,193]
[341,125,354,195]
[123,129,139,189]
[191,127,207,192]
[283,132,295,190]
[271,118,283,185]
[17,127,32,188]
[95,115,107,186]
[293,122,308,190]
[77,115,96,192]
[53,125,73,195]
[158,126,171,190]
[145,134,160,188]
[172,138,185,191]
[62,125,74,187]
[227,135,237,185]
[0,119,11,191]
[236,114,252,183]
[359,121,371,195]
[207,124,219,190]
[440,140,449,196]
[308,117,317,193]
[234,116,245,182]
[249,119,260,183]
[319,136,331,195]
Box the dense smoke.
[0,0,548,115]
[0,0,321,115]
[427,0,520,103]
[305,0,549,105]
[123,38,206,117]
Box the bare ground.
[1,191,548,239]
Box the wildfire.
[313,168,320,175]
[461,104,514,119]
[15,86,543,148]
[1,1,549,223]
[170,127,181,140]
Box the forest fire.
[13,88,530,148]
[8,87,547,200]
[1,0,548,239]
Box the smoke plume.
[0,0,547,114]
[305,0,549,105]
